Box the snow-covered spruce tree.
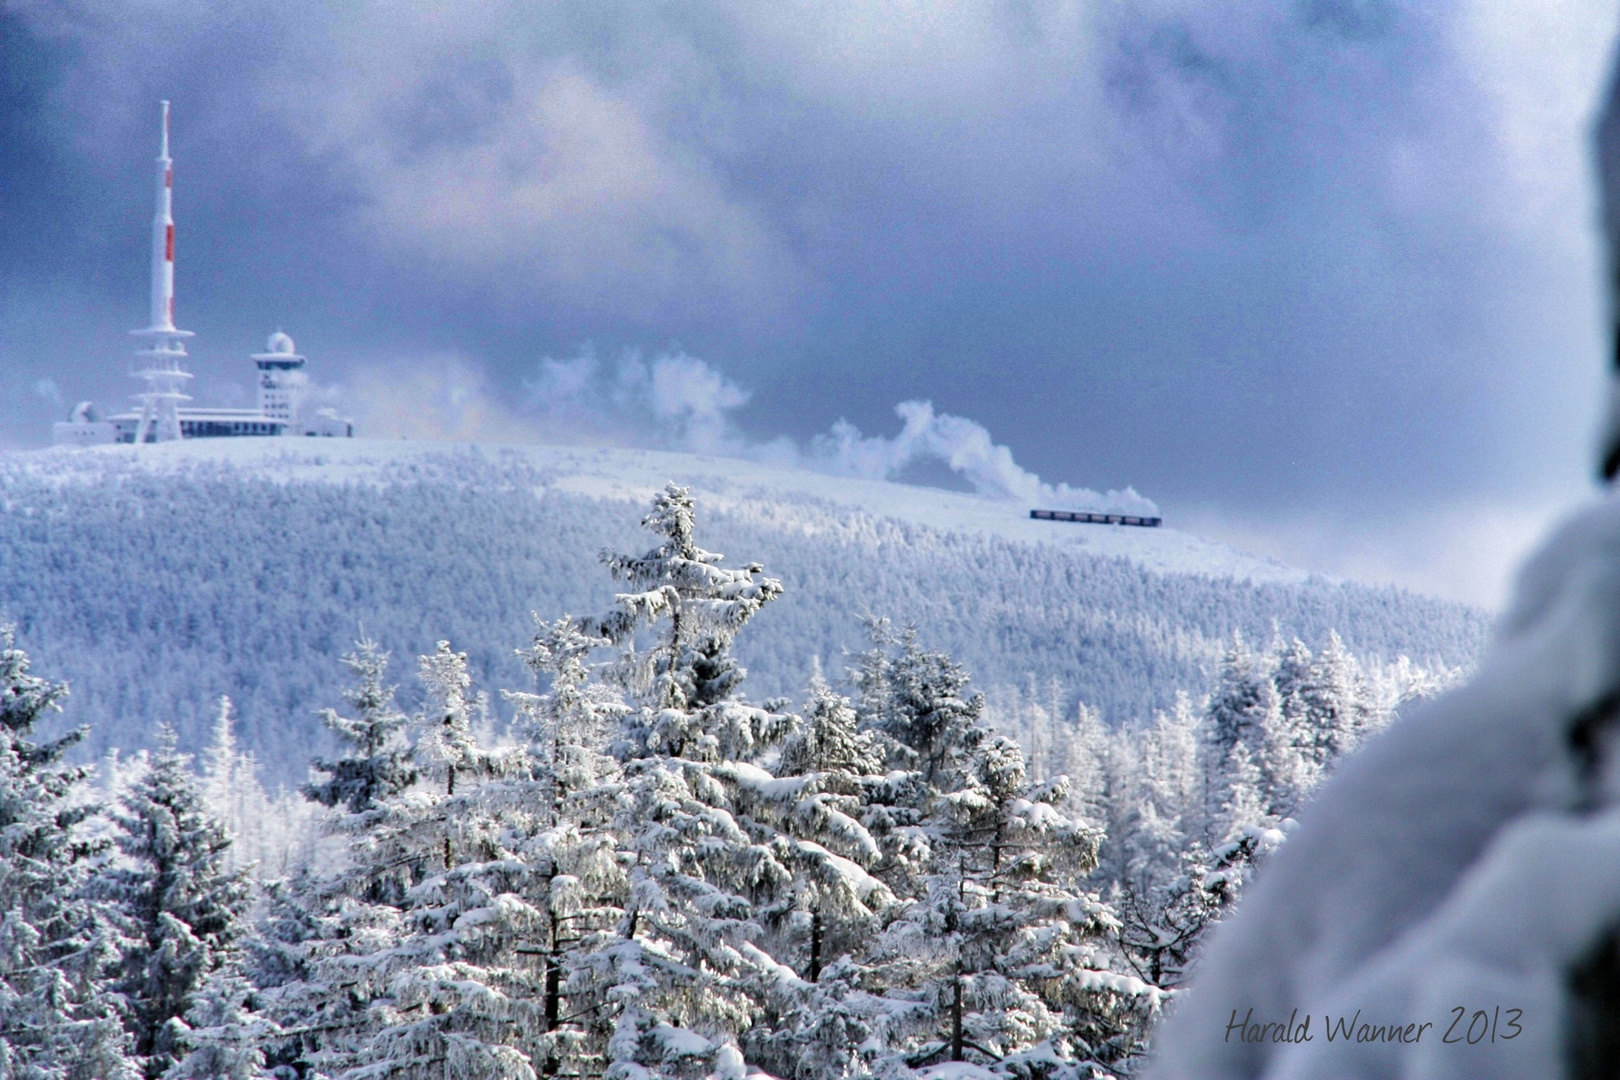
[852,619,983,792]
[581,483,783,717]
[1049,700,1110,827]
[243,867,331,1079]
[200,698,259,872]
[1095,698,1217,997]
[567,484,874,1078]
[0,627,136,1080]
[1098,637,1391,1005]
[773,673,892,979]
[995,680,1108,817]
[722,672,904,1079]
[201,701,317,880]
[851,624,1159,1076]
[165,966,279,1080]
[200,698,240,847]
[250,639,418,1079]
[1194,635,1391,917]
[199,696,324,880]
[502,615,631,1075]
[1094,697,1199,894]
[101,725,253,1080]
[1196,638,1290,907]
[303,636,417,819]
[1272,632,1376,807]
[297,640,548,1080]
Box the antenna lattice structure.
[129,100,194,443]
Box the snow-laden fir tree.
[165,966,279,1080]
[997,680,1109,817]
[1094,637,1394,1010]
[773,672,892,981]
[200,699,241,847]
[1271,632,1376,812]
[243,868,330,1079]
[853,620,984,791]
[0,627,136,1080]
[502,615,630,1075]
[1191,634,1396,915]
[1195,638,1289,908]
[250,637,420,1074]
[844,620,978,909]
[1090,644,1293,1009]
[309,641,546,1080]
[303,636,417,819]
[574,487,798,1077]
[253,640,419,1078]
[201,699,259,871]
[1097,697,1217,996]
[201,698,321,879]
[581,483,783,716]
[1050,700,1110,827]
[100,724,254,1080]
[714,671,905,1078]
[559,483,907,1078]
[850,622,1159,1076]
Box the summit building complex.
[53,102,352,446]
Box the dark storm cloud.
[1,1,1611,526]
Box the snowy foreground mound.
[0,439,1485,781]
[1149,492,1620,1078]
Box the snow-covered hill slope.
[19,437,1311,580]
[0,439,1489,783]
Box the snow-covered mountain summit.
[0,438,1485,783]
[14,436,1305,583]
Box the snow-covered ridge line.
[11,438,1310,586]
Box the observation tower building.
[53,102,352,446]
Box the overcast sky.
[3,1,1617,607]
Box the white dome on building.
[265,330,296,355]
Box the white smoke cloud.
[802,401,1156,514]
[517,348,1156,514]
[336,349,1154,512]
[521,349,755,455]
[348,355,546,444]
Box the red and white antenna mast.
[129,100,193,443]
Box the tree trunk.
[951,968,964,1061]
[808,908,822,983]
[541,951,562,1077]
[444,763,455,868]
[544,887,562,1027]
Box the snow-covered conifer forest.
[0,441,1482,788]
[0,440,1481,1078]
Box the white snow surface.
[11,438,1308,585]
[1148,489,1620,1080]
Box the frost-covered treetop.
[582,483,786,713]
[0,623,69,735]
[587,483,784,648]
[305,637,416,816]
